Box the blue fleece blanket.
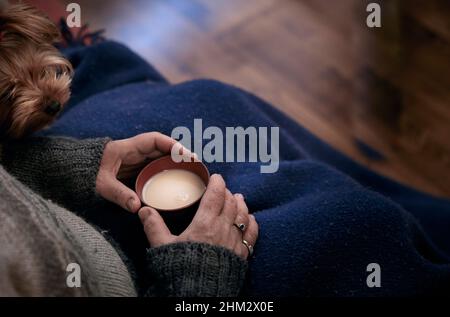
[41,41,450,296]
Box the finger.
[130,132,183,158]
[121,132,178,164]
[138,206,150,222]
[235,242,248,260]
[221,190,238,224]
[234,193,250,230]
[139,207,175,247]
[97,173,141,212]
[193,174,226,220]
[134,132,177,156]
[243,214,259,246]
[145,150,165,160]
[232,231,249,260]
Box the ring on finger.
[233,223,246,232]
[242,239,254,258]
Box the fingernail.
[127,198,136,212]
[235,193,244,200]
[138,207,148,221]
[149,208,160,218]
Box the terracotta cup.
[135,155,210,234]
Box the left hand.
[96,132,189,213]
[138,174,259,259]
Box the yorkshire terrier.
[0,2,72,139]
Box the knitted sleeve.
[0,136,110,211]
[145,242,248,297]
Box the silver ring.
[233,223,246,233]
[242,239,254,257]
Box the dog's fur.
[0,2,72,139]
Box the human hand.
[96,132,192,213]
[138,174,259,259]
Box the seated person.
[1,6,450,296]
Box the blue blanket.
[41,41,450,296]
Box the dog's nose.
[45,102,61,115]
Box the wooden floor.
[57,0,449,197]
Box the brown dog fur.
[0,3,72,139]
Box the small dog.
[0,2,72,139]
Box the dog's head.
[0,3,72,139]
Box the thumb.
[138,207,174,247]
[97,173,141,213]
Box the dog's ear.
[0,3,60,44]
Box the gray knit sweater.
[0,137,247,297]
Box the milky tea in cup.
[142,169,206,210]
[135,155,210,234]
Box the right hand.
[96,132,194,213]
[138,174,259,259]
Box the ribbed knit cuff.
[1,137,111,210]
[146,242,248,297]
